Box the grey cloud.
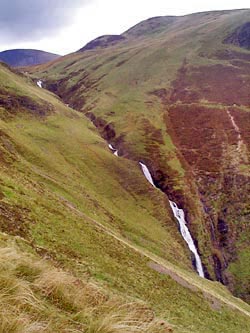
[0,0,91,43]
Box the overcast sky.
[0,0,249,55]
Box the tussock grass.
[0,247,46,333]
[0,240,172,333]
[85,302,172,333]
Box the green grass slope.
[28,9,250,302]
[1,59,250,332]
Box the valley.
[29,9,250,301]
[0,8,250,332]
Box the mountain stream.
[139,162,204,277]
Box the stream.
[108,144,119,156]
[37,80,43,88]
[107,145,204,277]
[139,162,205,278]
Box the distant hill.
[0,49,60,67]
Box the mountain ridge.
[78,8,250,52]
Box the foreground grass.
[0,233,172,333]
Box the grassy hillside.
[28,9,250,302]
[1,56,250,332]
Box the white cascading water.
[139,162,155,187]
[169,201,204,277]
[139,162,204,278]
[108,144,119,156]
[37,80,43,88]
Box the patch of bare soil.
[0,201,30,237]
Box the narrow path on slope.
[58,194,250,319]
[227,110,243,152]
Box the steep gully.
[31,138,250,317]
[53,183,250,318]
[39,79,204,277]
[109,145,205,278]
[37,78,250,301]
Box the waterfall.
[37,80,43,88]
[139,162,204,278]
[139,162,156,187]
[108,144,119,156]
[169,201,204,277]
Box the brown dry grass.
[0,242,172,333]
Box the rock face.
[224,22,250,49]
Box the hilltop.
[0,49,60,67]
